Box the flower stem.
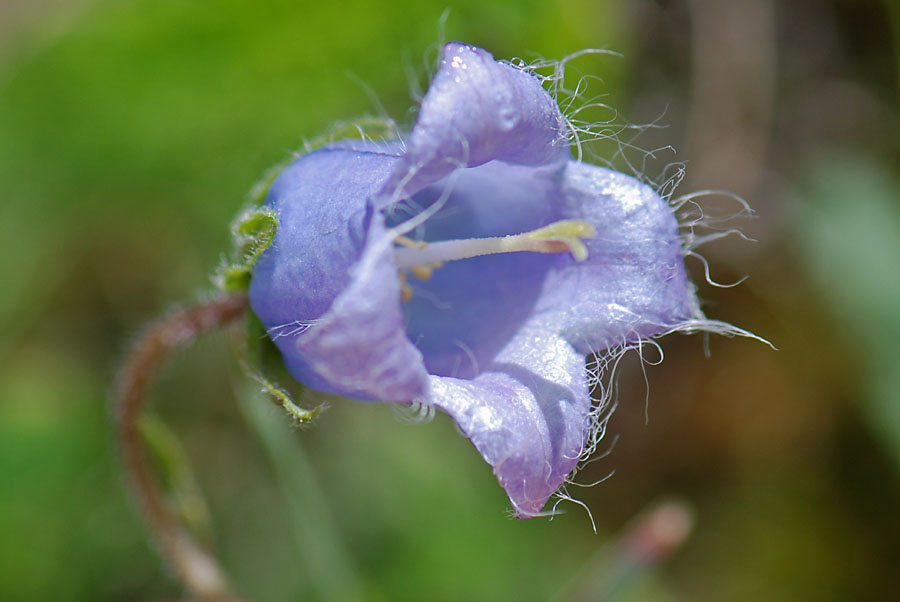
[113,293,248,600]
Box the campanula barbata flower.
[248,42,717,517]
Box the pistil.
[394,219,596,273]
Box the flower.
[248,42,706,517]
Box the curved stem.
[114,293,248,600]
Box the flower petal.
[393,159,563,379]
[378,42,568,204]
[249,147,429,401]
[430,326,589,517]
[533,162,699,353]
[292,211,430,401]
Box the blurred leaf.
[0,349,157,600]
[793,151,900,470]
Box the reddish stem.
[114,293,248,600]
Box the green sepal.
[246,159,294,208]
[245,116,398,208]
[303,115,399,154]
[214,207,278,292]
[241,363,322,425]
[237,312,322,425]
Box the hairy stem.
[114,293,248,600]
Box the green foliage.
[793,152,900,470]
[303,116,400,153]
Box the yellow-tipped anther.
[525,219,597,241]
[523,219,596,262]
[398,272,414,302]
[410,264,434,281]
[395,235,428,250]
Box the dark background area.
[2,0,899,600]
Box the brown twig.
[114,293,248,600]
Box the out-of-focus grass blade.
[793,151,900,470]
[237,383,361,601]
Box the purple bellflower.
[248,43,722,517]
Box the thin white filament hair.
[685,250,750,288]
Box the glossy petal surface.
[431,326,589,516]
[378,42,567,204]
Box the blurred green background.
[2,0,900,600]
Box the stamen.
[398,272,413,302]
[395,235,427,250]
[410,264,434,281]
[393,219,596,271]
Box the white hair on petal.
[391,400,436,424]
[551,316,771,528]
[550,486,598,534]
[546,195,772,528]
[504,48,687,190]
[266,319,321,340]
